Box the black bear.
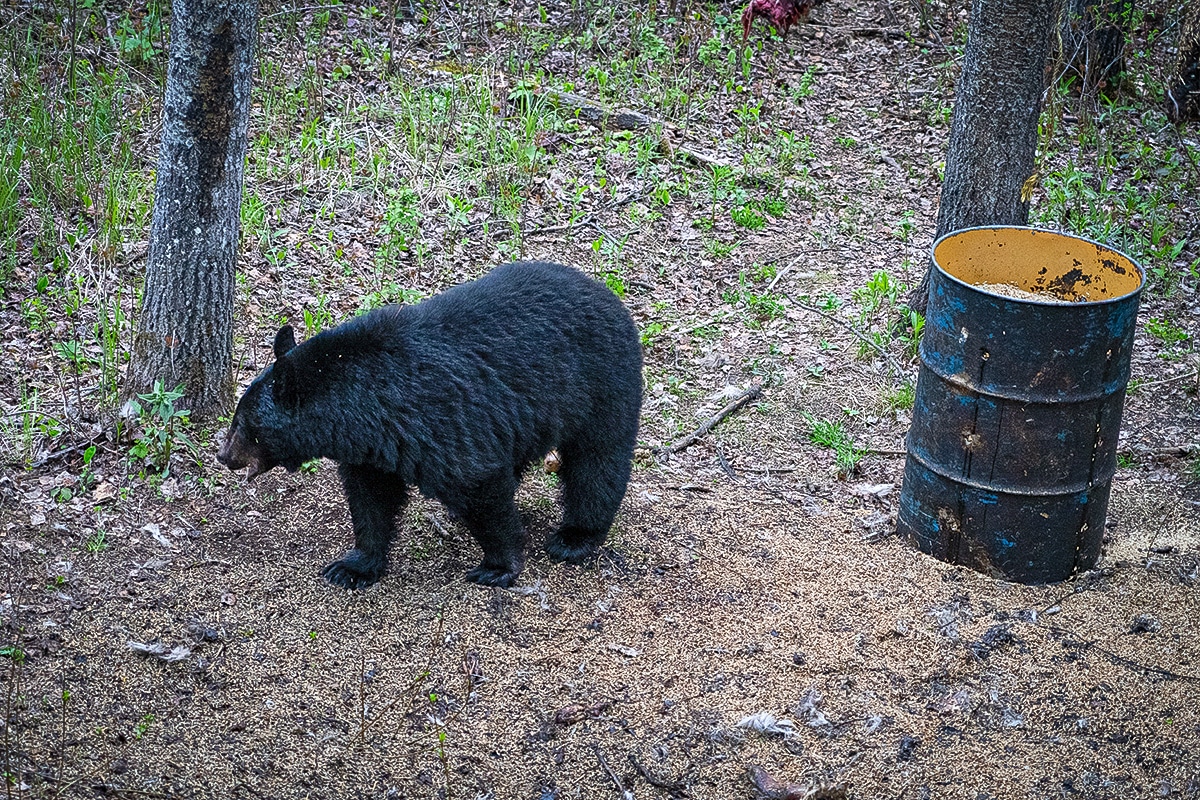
[217,261,643,590]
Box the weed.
[1145,317,1189,346]
[603,271,627,298]
[732,205,767,230]
[792,65,819,101]
[133,714,154,740]
[85,530,108,553]
[0,645,25,664]
[127,382,195,477]
[640,322,665,348]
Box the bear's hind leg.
[324,464,408,590]
[456,475,526,588]
[546,438,633,564]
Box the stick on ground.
[653,384,763,457]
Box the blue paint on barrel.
[897,227,1143,584]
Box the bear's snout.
[218,429,274,479]
[216,430,244,469]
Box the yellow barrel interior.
[933,227,1142,302]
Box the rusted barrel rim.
[930,225,1145,306]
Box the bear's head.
[217,325,306,479]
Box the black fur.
[217,261,643,589]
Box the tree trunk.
[1060,0,1135,95]
[1167,1,1200,123]
[910,0,1056,314]
[127,0,259,415]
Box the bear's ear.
[273,325,297,361]
[272,356,299,409]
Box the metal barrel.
[897,226,1144,583]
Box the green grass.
[804,413,863,474]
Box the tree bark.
[128,0,259,415]
[910,0,1056,314]
[1167,1,1200,123]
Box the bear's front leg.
[455,475,526,588]
[324,464,408,590]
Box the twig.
[28,435,105,469]
[262,4,344,20]
[424,511,452,539]
[765,266,788,293]
[784,292,907,379]
[1132,368,1199,390]
[593,745,634,799]
[630,755,691,798]
[653,384,763,456]
[1048,625,1200,683]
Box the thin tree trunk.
[1167,1,1200,123]
[128,0,259,415]
[910,0,1056,313]
[1060,0,1134,95]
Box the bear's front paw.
[465,563,518,588]
[546,527,603,564]
[322,551,385,590]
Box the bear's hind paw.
[322,555,385,590]
[465,563,518,588]
[546,527,604,564]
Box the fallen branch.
[653,384,763,456]
[536,88,654,131]
[529,88,724,168]
[783,292,907,379]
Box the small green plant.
[85,530,109,553]
[127,382,195,477]
[804,413,863,474]
[1146,317,1188,345]
[303,295,334,334]
[793,65,819,100]
[853,270,904,317]
[79,445,97,493]
[897,307,925,357]
[894,210,917,242]
[0,645,25,664]
[640,322,664,348]
[603,271,627,298]
[133,714,154,740]
[732,204,767,230]
[54,340,94,371]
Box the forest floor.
[2,0,1200,798]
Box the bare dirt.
[3,0,1200,799]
